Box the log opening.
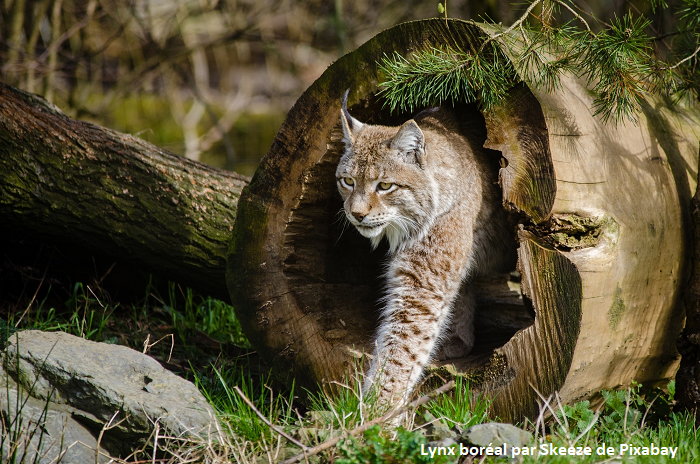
[293,95,535,376]
[227,19,570,421]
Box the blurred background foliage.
[0,0,685,176]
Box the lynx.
[336,92,515,405]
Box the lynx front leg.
[363,236,472,405]
[363,286,453,406]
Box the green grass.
[336,425,455,464]
[1,368,57,464]
[513,409,699,463]
[153,282,250,349]
[4,283,117,343]
[2,278,699,463]
[306,363,384,431]
[424,375,491,428]
[194,361,296,445]
[508,381,696,464]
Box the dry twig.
[142,333,175,363]
[232,386,309,452]
[95,410,128,464]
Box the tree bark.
[0,84,248,300]
[227,19,700,422]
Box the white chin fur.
[384,224,408,253]
[357,225,384,239]
[350,216,415,253]
[370,222,412,253]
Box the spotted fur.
[336,95,515,405]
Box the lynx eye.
[341,177,355,187]
[377,182,393,191]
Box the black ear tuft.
[340,89,364,145]
[342,89,353,130]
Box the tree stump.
[226,19,700,422]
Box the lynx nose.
[352,211,366,222]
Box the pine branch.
[583,13,654,123]
[665,40,700,69]
[377,0,700,124]
[378,46,517,113]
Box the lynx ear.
[340,89,363,146]
[390,120,426,168]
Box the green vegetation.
[3,280,248,351]
[1,277,699,463]
[516,382,699,463]
[3,282,117,343]
[156,282,250,349]
[1,357,56,463]
[196,364,296,445]
[306,365,383,431]
[104,94,185,152]
[337,426,454,464]
[425,376,491,428]
[379,0,700,123]
[101,93,285,176]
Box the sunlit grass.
[425,375,491,428]
[194,361,296,446]
[2,280,699,464]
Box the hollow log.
[0,84,247,301]
[227,19,700,422]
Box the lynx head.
[335,91,437,252]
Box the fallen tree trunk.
[227,19,700,422]
[0,84,247,300]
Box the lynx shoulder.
[336,92,514,405]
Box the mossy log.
[227,19,700,422]
[0,84,247,300]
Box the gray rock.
[460,422,533,448]
[427,437,458,449]
[0,368,112,463]
[420,411,458,441]
[2,330,219,458]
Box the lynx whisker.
[333,208,352,245]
